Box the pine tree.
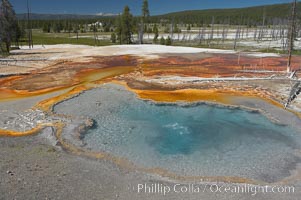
[42,22,51,33]
[174,24,181,33]
[120,6,133,44]
[142,0,150,22]
[165,36,172,45]
[67,22,72,35]
[187,24,191,31]
[153,24,159,43]
[0,0,18,53]
[115,15,122,44]
[111,32,116,43]
[160,36,165,45]
[15,21,25,47]
[139,0,150,44]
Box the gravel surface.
[1,129,301,200]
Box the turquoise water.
[54,84,301,182]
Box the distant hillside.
[17,2,301,24]
[16,13,116,20]
[154,2,301,24]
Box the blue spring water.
[54,84,301,182]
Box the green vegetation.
[142,0,150,21]
[1,0,300,55]
[160,36,165,45]
[111,33,116,43]
[121,6,133,44]
[139,0,150,44]
[165,36,172,45]
[260,48,301,55]
[17,30,113,46]
[153,2,301,25]
[16,2,301,26]
[0,0,22,53]
[115,6,134,44]
[153,24,159,43]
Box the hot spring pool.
[54,84,301,182]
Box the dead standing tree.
[258,9,266,41]
[221,19,227,44]
[26,0,33,49]
[170,18,174,43]
[219,17,230,47]
[199,23,206,45]
[208,16,215,47]
[92,24,98,46]
[245,18,250,38]
[280,19,288,51]
[233,26,240,50]
[233,16,243,50]
[287,0,297,73]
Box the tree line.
[1,0,300,54]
